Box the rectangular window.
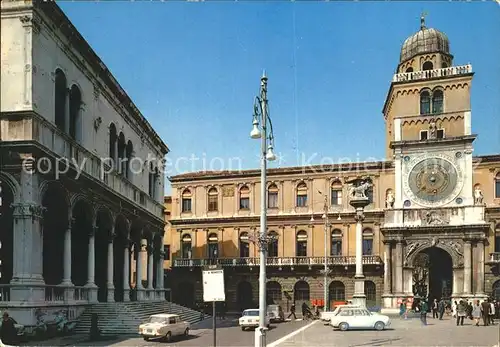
[495,179,500,199]
[495,236,500,253]
[240,242,250,257]
[182,198,192,213]
[420,130,428,140]
[296,241,307,257]
[437,129,445,139]
[331,240,342,256]
[164,245,170,260]
[296,195,307,207]
[240,197,250,209]
[208,195,218,212]
[331,189,342,206]
[362,239,373,255]
[268,192,278,208]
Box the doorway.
[414,247,453,302]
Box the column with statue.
[348,178,372,307]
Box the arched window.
[432,90,444,114]
[422,61,434,71]
[125,140,133,180]
[207,188,218,212]
[420,91,431,115]
[365,280,377,307]
[207,232,218,258]
[267,231,278,257]
[293,281,310,301]
[267,281,282,304]
[296,182,308,207]
[181,234,192,259]
[118,132,126,175]
[494,224,500,253]
[268,184,278,209]
[54,69,67,132]
[109,123,117,171]
[405,67,414,73]
[331,229,342,256]
[181,189,192,213]
[331,181,343,206]
[239,186,250,210]
[69,85,82,141]
[441,62,448,68]
[239,232,250,257]
[296,230,307,257]
[329,281,345,302]
[495,173,500,199]
[362,228,373,255]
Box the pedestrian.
[287,304,297,320]
[221,302,226,320]
[472,300,481,326]
[438,299,445,320]
[452,301,458,318]
[456,300,467,326]
[481,299,491,326]
[399,300,406,319]
[420,299,428,326]
[490,300,496,325]
[432,299,438,319]
[0,312,17,345]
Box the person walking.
[456,300,467,326]
[438,299,446,320]
[420,299,428,326]
[432,299,439,319]
[481,299,491,326]
[0,312,17,345]
[490,300,496,325]
[399,300,406,319]
[287,304,297,320]
[452,300,458,318]
[472,300,482,326]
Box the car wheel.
[143,337,149,341]
[165,331,172,342]
[339,322,349,331]
[374,321,385,331]
[184,328,190,336]
[241,327,246,331]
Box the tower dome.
[400,15,450,63]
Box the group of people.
[286,302,319,320]
[399,297,499,327]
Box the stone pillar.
[61,221,73,286]
[136,242,145,300]
[452,266,460,297]
[147,245,155,299]
[85,226,98,302]
[123,242,131,302]
[9,165,45,302]
[383,242,392,295]
[395,241,403,295]
[476,240,485,296]
[114,140,118,171]
[106,230,115,302]
[64,88,70,134]
[463,241,472,295]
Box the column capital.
[11,202,46,220]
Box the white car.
[330,307,390,331]
[320,305,361,323]
[138,313,190,342]
[239,309,271,330]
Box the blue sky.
[59,1,500,188]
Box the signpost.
[202,265,225,347]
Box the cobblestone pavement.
[276,316,500,347]
[70,317,310,346]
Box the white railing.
[0,113,163,218]
[487,253,500,264]
[384,205,486,228]
[0,284,90,303]
[173,255,383,268]
[392,64,472,83]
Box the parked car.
[239,309,271,330]
[330,307,390,331]
[267,305,285,322]
[320,305,361,323]
[138,313,190,342]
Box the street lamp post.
[250,72,276,347]
[321,194,329,312]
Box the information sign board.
[202,266,225,302]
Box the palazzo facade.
[0,1,169,327]
[166,18,500,313]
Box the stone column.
[383,242,392,295]
[106,230,115,302]
[136,241,145,300]
[85,226,98,302]
[476,240,485,296]
[395,241,403,295]
[463,240,472,295]
[123,242,131,302]
[64,88,70,134]
[452,266,460,297]
[147,245,155,299]
[61,220,73,286]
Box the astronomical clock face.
[406,157,460,206]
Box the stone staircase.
[74,301,208,336]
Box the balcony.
[383,205,486,229]
[486,253,500,264]
[173,255,383,268]
[0,112,163,218]
[392,64,472,83]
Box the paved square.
[276,316,500,347]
